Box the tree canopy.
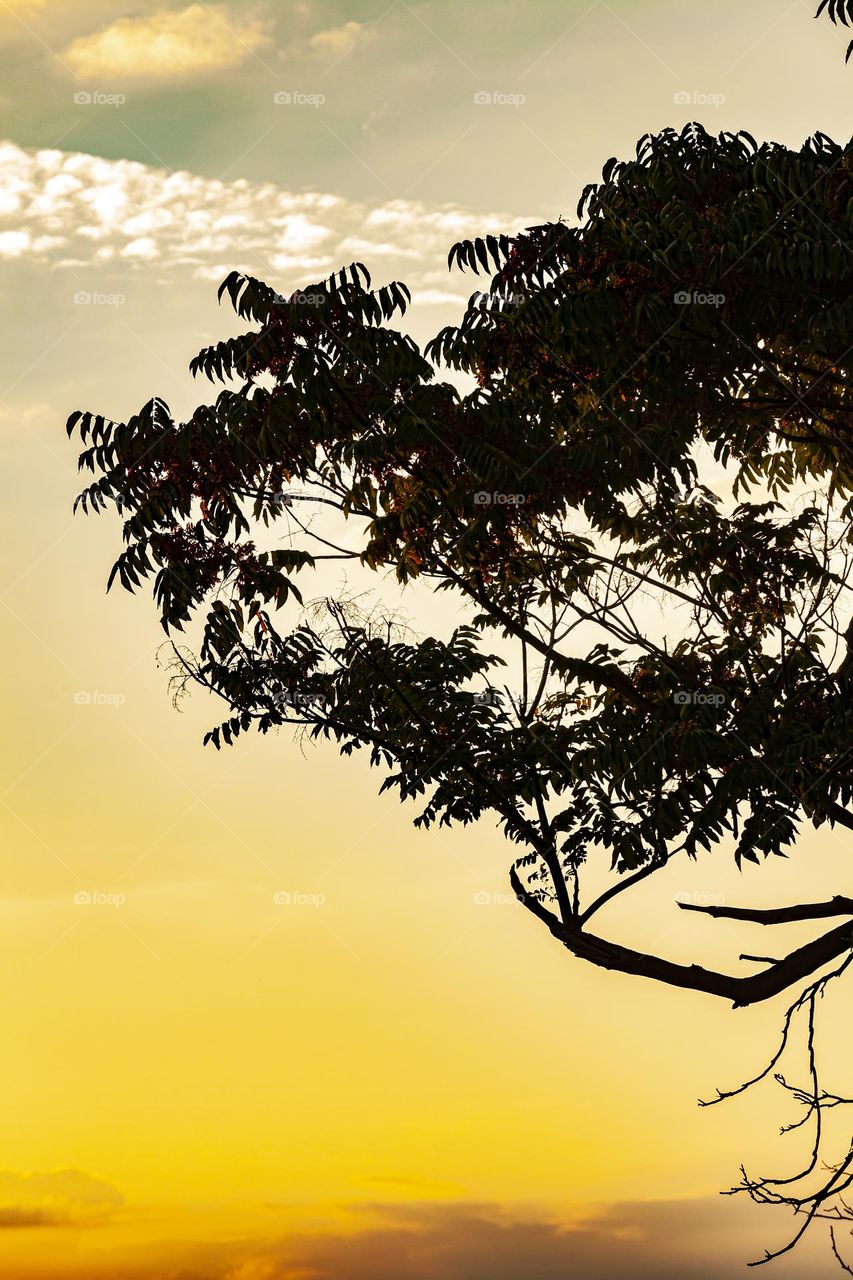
[68,122,853,1265]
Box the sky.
[0,0,852,1276]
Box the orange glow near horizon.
[1,0,852,1276]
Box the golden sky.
[0,0,851,1275]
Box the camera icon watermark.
[473,90,526,107]
[674,289,725,308]
[73,690,126,707]
[673,690,726,707]
[73,291,126,307]
[471,290,528,310]
[473,891,521,905]
[673,90,725,108]
[473,491,529,506]
[73,90,126,108]
[273,90,326,107]
[273,890,326,907]
[473,688,502,707]
[74,890,126,907]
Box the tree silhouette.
[68,124,853,1267]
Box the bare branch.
[678,897,853,926]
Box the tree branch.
[677,896,853,925]
[510,870,853,1008]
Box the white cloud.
[274,213,333,253]
[307,20,364,59]
[0,229,31,257]
[122,236,159,260]
[0,139,529,308]
[338,236,420,259]
[410,288,468,306]
[64,4,271,81]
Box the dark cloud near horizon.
[8,1196,841,1280]
[261,1199,837,1280]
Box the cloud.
[0,140,527,308]
[0,1197,830,1278]
[242,1199,820,1280]
[49,1197,835,1278]
[0,1169,123,1228]
[0,228,31,257]
[64,5,271,81]
[307,20,365,59]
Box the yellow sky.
[3,415,851,1274]
[1,0,852,1276]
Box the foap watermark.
[73,291,126,307]
[273,90,326,108]
[473,688,504,708]
[676,891,726,908]
[73,690,126,707]
[274,890,326,907]
[473,891,522,906]
[74,890,126,907]
[74,489,127,513]
[674,289,725,308]
[471,290,529,310]
[474,491,530,507]
[471,686,590,715]
[272,689,330,712]
[673,90,726,108]
[474,90,526,107]
[673,690,726,707]
[96,491,127,510]
[73,90,126,108]
[271,290,326,307]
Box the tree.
[68,123,853,1267]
